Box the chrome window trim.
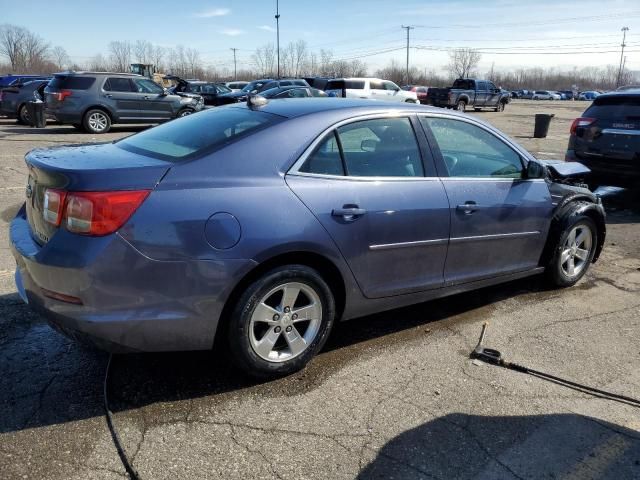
[287,112,430,180]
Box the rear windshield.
[49,76,96,90]
[452,79,473,90]
[585,96,640,118]
[116,107,281,161]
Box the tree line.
[1,23,637,91]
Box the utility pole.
[617,27,629,87]
[230,48,238,80]
[401,25,415,86]
[275,0,281,79]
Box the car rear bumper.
[45,108,81,123]
[568,150,640,188]
[10,206,256,352]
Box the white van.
[325,78,418,103]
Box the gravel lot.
[1,100,639,480]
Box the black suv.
[166,76,238,106]
[566,90,640,189]
[45,72,204,134]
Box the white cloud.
[220,28,245,36]
[258,25,276,33]
[194,8,230,18]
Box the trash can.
[534,113,554,138]
[26,101,46,128]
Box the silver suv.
[324,78,418,103]
[45,72,204,134]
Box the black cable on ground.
[470,322,640,408]
[104,354,141,480]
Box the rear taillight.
[570,117,595,135]
[55,89,72,102]
[43,188,149,236]
[43,188,67,226]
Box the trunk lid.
[25,142,171,245]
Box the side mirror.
[361,139,379,152]
[160,88,169,96]
[526,161,546,179]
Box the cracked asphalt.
[1,101,639,480]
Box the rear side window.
[452,79,473,90]
[299,117,424,177]
[345,80,365,89]
[585,96,640,119]
[104,78,133,92]
[280,81,293,86]
[369,80,383,90]
[49,76,96,90]
[117,108,280,161]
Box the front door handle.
[332,205,366,221]
[105,94,113,98]
[143,95,150,100]
[456,201,479,214]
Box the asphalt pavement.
[1,101,639,479]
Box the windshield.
[216,84,232,93]
[117,107,281,161]
[242,80,268,93]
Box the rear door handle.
[105,94,113,98]
[332,205,366,221]
[143,96,150,100]
[456,201,479,214]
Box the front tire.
[227,265,336,378]
[546,216,597,288]
[495,101,505,112]
[83,109,111,134]
[177,108,194,118]
[456,100,466,112]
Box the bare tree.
[134,40,152,64]
[252,43,275,78]
[108,40,132,72]
[51,45,69,70]
[447,48,481,79]
[185,48,200,78]
[150,44,164,71]
[22,30,49,70]
[89,53,109,72]
[0,24,27,71]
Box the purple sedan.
[10,98,605,377]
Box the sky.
[2,0,640,75]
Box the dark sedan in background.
[260,86,328,99]
[10,99,605,378]
[566,90,640,189]
[0,79,50,124]
[167,76,239,106]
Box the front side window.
[383,81,400,91]
[133,78,164,94]
[299,132,344,176]
[420,117,523,178]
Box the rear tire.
[227,265,335,378]
[546,216,597,288]
[177,108,194,118]
[83,109,111,134]
[456,100,466,112]
[495,101,505,112]
[17,104,30,125]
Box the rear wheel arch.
[82,104,114,122]
[216,251,347,347]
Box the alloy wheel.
[88,112,108,132]
[560,224,593,278]
[249,282,322,363]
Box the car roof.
[593,90,640,99]
[230,97,441,119]
[53,71,143,77]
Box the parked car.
[0,79,50,124]
[559,90,576,100]
[221,79,278,102]
[10,99,605,377]
[408,85,429,104]
[260,86,328,99]
[428,79,511,111]
[166,76,238,106]
[0,74,49,88]
[44,71,204,134]
[532,90,555,100]
[578,91,600,101]
[324,78,418,103]
[519,90,535,100]
[226,81,249,92]
[566,90,640,189]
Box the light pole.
[230,48,238,80]
[275,0,281,79]
[617,27,629,87]
[401,25,415,86]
